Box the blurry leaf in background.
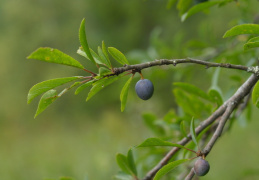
[244,36,259,50]
[181,1,222,22]
[223,24,259,38]
[153,159,190,180]
[27,48,84,69]
[252,81,259,108]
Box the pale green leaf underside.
[223,24,259,38]
[28,76,81,104]
[27,48,84,69]
[120,76,133,112]
[108,47,129,65]
[153,159,190,180]
[79,18,95,64]
[182,1,222,21]
[252,81,259,108]
[137,137,186,149]
[35,89,58,118]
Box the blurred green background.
[1,0,259,179]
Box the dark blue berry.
[194,158,210,176]
[135,79,154,100]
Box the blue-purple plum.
[194,158,210,176]
[135,79,154,100]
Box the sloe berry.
[194,158,210,176]
[135,79,154,100]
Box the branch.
[113,58,249,75]
[185,168,195,180]
[184,74,259,179]
[143,74,259,180]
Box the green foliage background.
[1,0,259,179]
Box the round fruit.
[194,158,210,176]
[135,79,154,100]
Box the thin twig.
[185,168,195,180]
[143,74,259,180]
[113,58,249,75]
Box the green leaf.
[167,0,177,9]
[27,48,84,69]
[114,172,133,180]
[116,154,132,175]
[252,81,259,108]
[244,42,259,51]
[190,118,198,147]
[77,47,103,65]
[79,18,95,64]
[86,75,122,101]
[120,76,133,112]
[98,46,112,69]
[74,80,95,95]
[28,77,81,104]
[102,41,112,67]
[223,24,259,38]
[137,138,187,149]
[177,0,193,15]
[173,82,212,101]
[98,67,112,76]
[59,177,74,180]
[127,149,137,176]
[208,89,223,106]
[108,47,129,65]
[181,1,222,21]
[35,90,58,118]
[180,121,188,138]
[153,159,190,180]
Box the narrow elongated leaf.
[180,121,188,138]
[247,36,259,43]
[35,90,58,118]
[86,75,122,101]
[137,138,187,149]
[252,81,259,108]
[190,118,198,147]
[223,24,259,38]
[28,77,81,104]
[75,80,95,95]
[79,18,95,64]
[27,48,84,69]
[98,46,112,68]
[153,159,190,180]
[120,76,133,112]
[127,149,137,176]
[181,1,221,21]
[173,82,212,101]
[102,41,111,66]
[116,154,132,175]
[108,47,129,65]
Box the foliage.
[26,0,259,180]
